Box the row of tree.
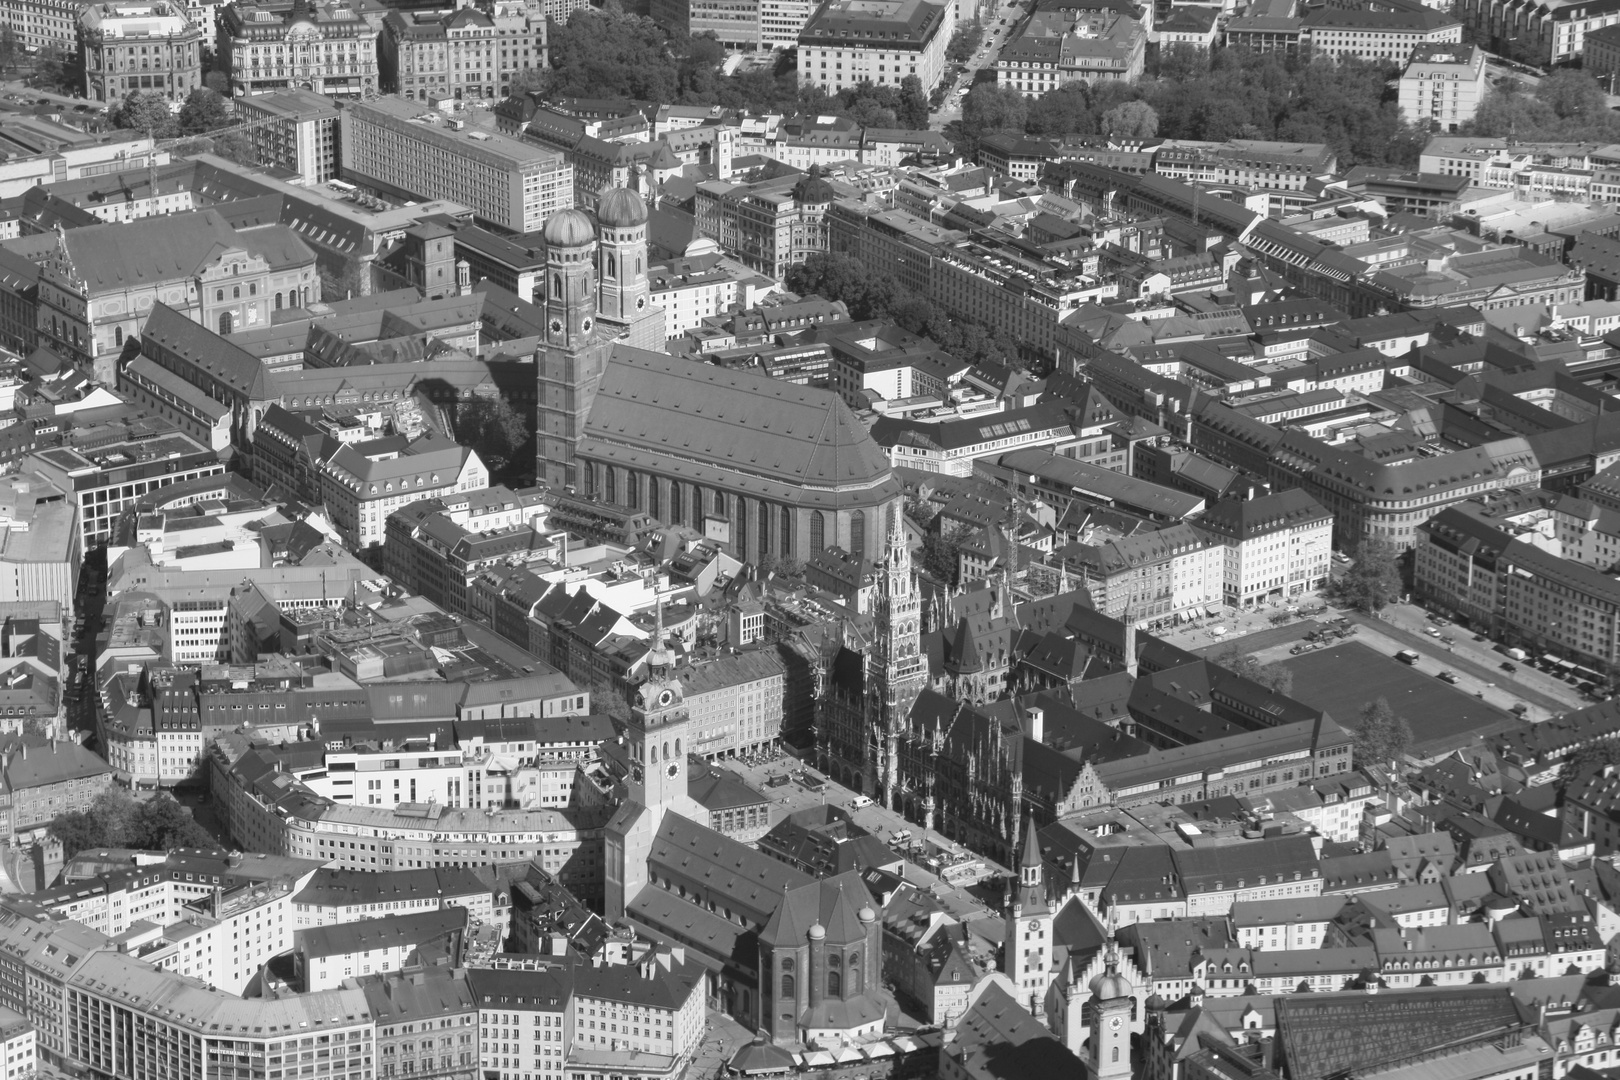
[956,47,1431,169]
[50,790,217,860]
[524,9,932,131]
[785,250,1025,370]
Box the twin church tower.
[535,186,665,490]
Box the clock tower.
[1004,815,1052,1018]
[1086,946,1134,1080]
[625,595,693,814]
[604,594,706,920]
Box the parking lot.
[1275,640,1529,760]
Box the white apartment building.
[297,908,467,991]
[1398,43,1487,133]
[648,255,767,339]
[137,876,303,995]
[1301,5,1462,63]
[291,866,497,930]
[760,0,811,46]
[1198,489,1333,608]
[798,0,954,94]
[318,435,486,551]
[1171,537,1224,617]
[667,650,785,761]
[1229,896,1344,951]
[0,1008,34,1080]
[1,0,76,52]
[341,97,573,234]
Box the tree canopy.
[50,790,217,859]
[1212,647,1294,696]
[1353,697,1414,770]
[110,90,177,138]
[455,394,531,479]
[1335,544,1403,614]
[177,87,231,135]
[1466,70,1620,143]
[950,47,1428,168]
[785,252,1024,369]
[539,11,931,127]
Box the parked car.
[1437,671,1460,684]
[1423,627,1442,638]
[1396,650,1420,665]
[1510,703,1529,715]
[1500,662,1517,674]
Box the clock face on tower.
[666,762,680,779]
[1108,1017,1123,1032]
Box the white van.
[849,795,873,809]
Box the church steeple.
[1004,814,1053,1018]
[870,502,923,810]
[542,208,597,351]
[1017,815,1048,915]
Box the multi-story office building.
[0,473,79,619]
[1,0,78,52]
[296,908,468,991]
[666,650,785,761]
[342,97,572,234]
[0,740,116,844]
[24,433,223,556]
[232,88,340,184]
[1301,5,1461,61]
[293,866,496,928]
[78,1,203,105]
[995,10,1146,96]
[65,950,376,1080]
[0,1008,34,1080]
[317,434,487,551]
[210,741,607,902]
[760,0,811,47]
[1151,139,1338,200]
[362,967,478,1080]
[1454,0,1619,65]
[1398,43,1487,132]
[380,0,545,102]
[215,0,380,98]
[798,0,954,93]
[651,0,760,48]
[694,171,833,280]
[647,254,767,340]
[1195,489,1333,607]
[1191,398,1543,550]
[1586,23,1620,87]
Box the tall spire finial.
[648,583,673,674]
